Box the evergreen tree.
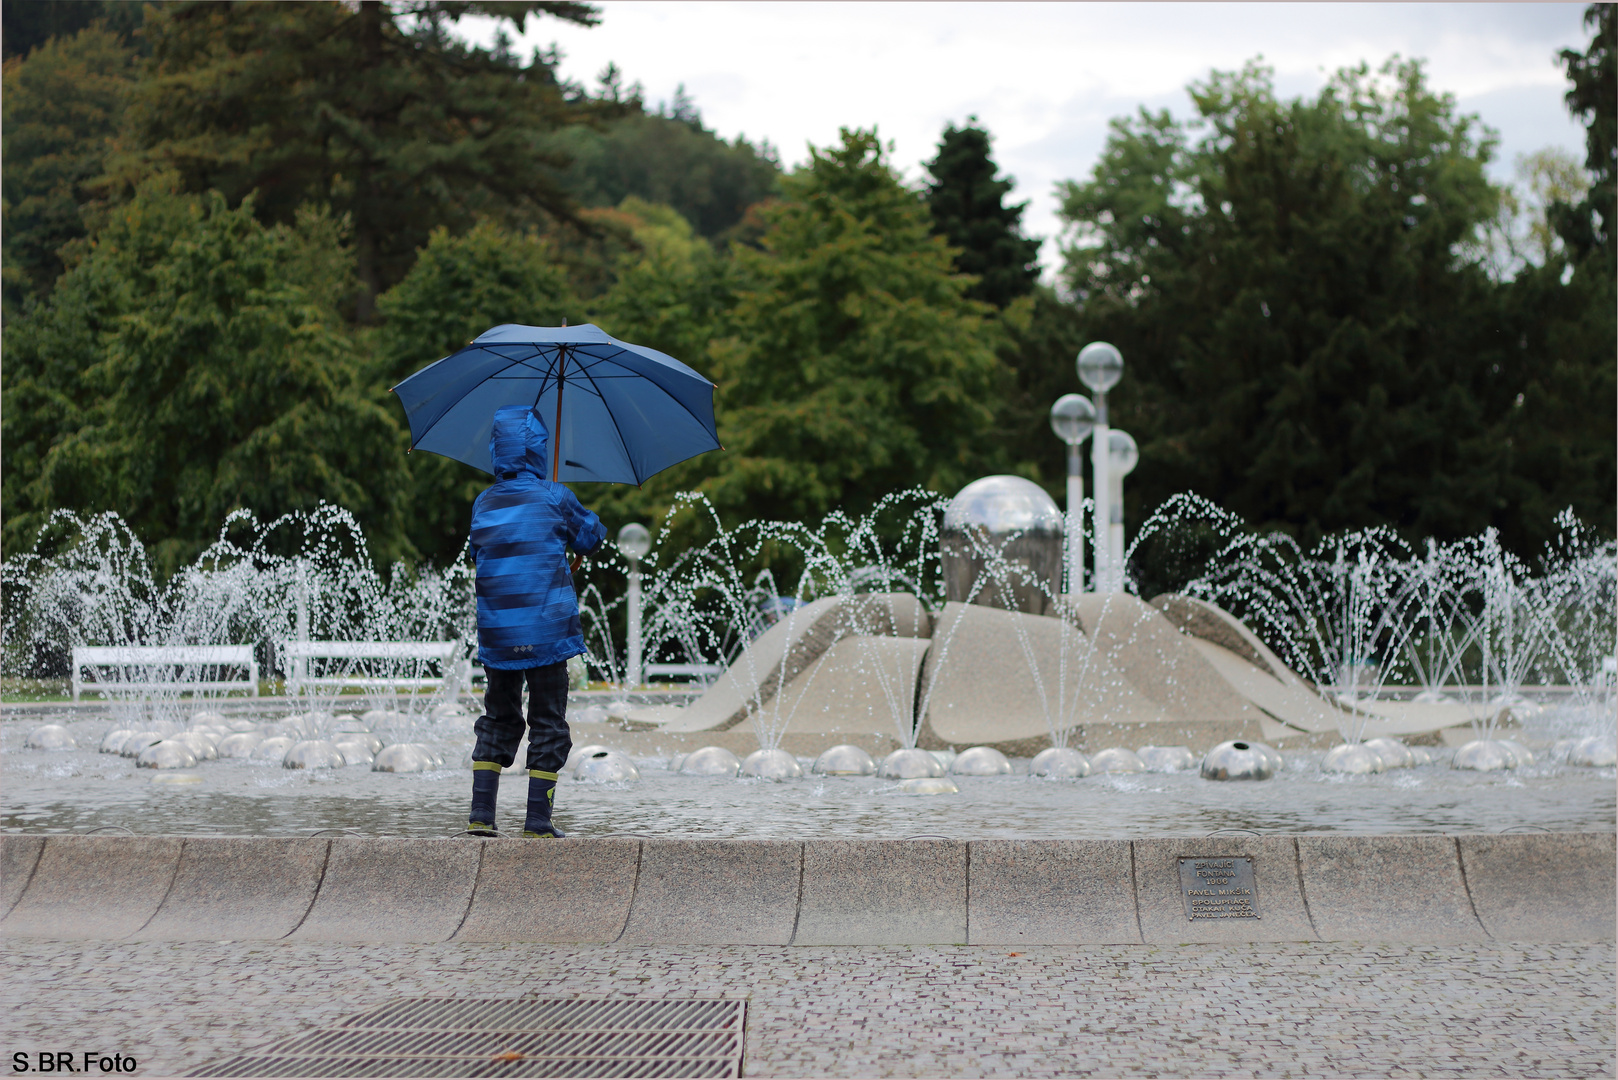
[550,92,780,242]
[694,128,1003,524]
[924,119,1040,308]
[1,23,139,312]
[112,1,602,321]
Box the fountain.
[0,476,1612,839]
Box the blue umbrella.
[391,323,721,483]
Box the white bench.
[280,640,471,695]
[645,662,726,686]
[71,645,259,701]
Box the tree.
[688,128,1003,525]
[3,181,410,571]
[1554,3,1615,271]
[113,1,603,321]
[550,91,780,242]
[1,0,144,61]
[1,23,139,312]
[924,119,1041,309]
[1057,59,1516,549]
[373,220,581,563]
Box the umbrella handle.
[569,554,584,574]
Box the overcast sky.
[464,2,1593,275]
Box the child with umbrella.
[466,405,606,837]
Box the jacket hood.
[489,405,548,479]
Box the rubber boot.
[521,770,565,838]
[467,762,501,835]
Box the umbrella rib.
[574,358,644,485]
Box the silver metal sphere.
[331,737,376,766]
[1409,745,1436,766]
[617,522,652,561]
[1321,743,1385,774]
[898,777,959,795]
[331,732,383,755]
[1108,429,1139,476]
[565,744,613,772]
[1077,341,1124,393]
[950,746,1013,776]
[943,475,1065,537]
[941,475,1065,615]
[1496,739,1534,767]
[741,748,803,781]
[575,748,642,782]
[1451,739,1515,772]
[371,743,440,773]
[176,731,218,761]
[1090,747,1146,774]
[1137,745,1197,773]
[25,724,75,750]
[99,729,135,754]
[1568,735,1618,767]
[879,747,946,779]
[679,746,742,777]
[283,739,346,769]
[1200,740,1276,781]
[1030,746,1091,777]
[251,735,296,762]
[189,710,227,729]
[137,740,199,769]
[120,732,165,758]
[1362,737,1414,769]
[812,744,877,776]
[928,749,958,771]
[1049,394,1096,445]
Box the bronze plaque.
[1177,856,1260,921]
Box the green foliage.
[924,119,1041,309]
[113,1,602,319]
[374,220,581,563]
[551,95,780,242]
[691,129,1003,525]
[1555,3,1615,270]
[1056,59,1550,549]
[2,182,409,572]
[1,0,145,61]
[1,23,139,311]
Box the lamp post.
[617,523,652,690]
[1077,342,1124,591]
[1107,429,1138,591]
[1048,394,1096,594]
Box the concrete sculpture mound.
[624,589,1479,756]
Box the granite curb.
[1,832,1611,944]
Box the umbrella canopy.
[391,323,721,484]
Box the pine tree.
[924,119,1041,309]
[112,1,603,321]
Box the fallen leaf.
[1007,952,1022,957]
[492,1051,524,1062]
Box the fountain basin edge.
[2,831,1610,945]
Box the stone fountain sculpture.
[624,477,1486,756]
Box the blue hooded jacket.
[470,406,607,669]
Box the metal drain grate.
[193,998,745,1078]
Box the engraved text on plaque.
[1177,856,1260,920]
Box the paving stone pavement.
[0,939,1612,1078]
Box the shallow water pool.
[4,712,1613,839]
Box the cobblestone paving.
[0,939,1612,1078]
